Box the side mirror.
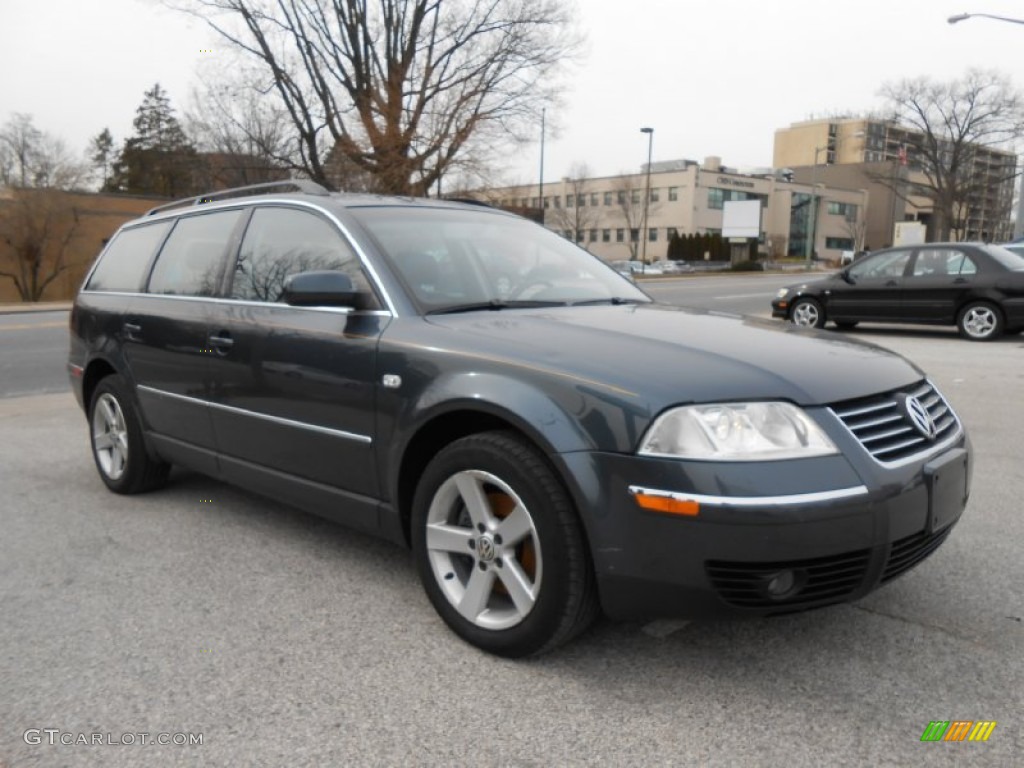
[840,270,855,285]
[282,270,360,307]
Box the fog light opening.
[764,569,806,600]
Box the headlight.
[638,402,838,461]
[776,288,790,298]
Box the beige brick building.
[478,156,870,264]
[774,118,1017,246]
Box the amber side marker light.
[633,492,700,517]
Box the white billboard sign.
[722,199,762,239]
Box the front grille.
[706,549,870,609]
[830,380,959,464]
[881,526,954,583]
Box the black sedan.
[772,242,1024,340]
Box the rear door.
[204,205,388,498]
[124,209,245,464]
[902,246,979,323]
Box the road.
[1,286,1022,766]
[0,310,71,397]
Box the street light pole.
[640,127,654,268]
[948,12,1024,25]
[538,107,546,225]
[803,146,826,271]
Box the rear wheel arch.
[82,358,118,413]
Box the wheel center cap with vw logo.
[476,534,497,562]
[903,395,937,439]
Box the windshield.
[351,206,650,313]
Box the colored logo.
[920,721,997,742]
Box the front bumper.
[770,298,789,319]
[557,431,971,621]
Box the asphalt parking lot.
[1,322,1022,767]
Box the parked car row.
[772,242,1024,340]
[608,259,694,277]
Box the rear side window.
[85,222,171,292]
[228,207,374,303]
[147,210,244,296]
[911,248,976,277]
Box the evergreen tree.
[91,128,115,191]
[108,84,199,197]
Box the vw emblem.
[476,535,496,562]
[905,396,936,439]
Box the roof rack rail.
[146,179,330,216]
[443,197,493,208]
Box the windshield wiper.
[426,299,567,315]
[569,297,647,307]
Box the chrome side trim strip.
[137,385,373,444]
[80,290,393,317]
[628,484,869,508]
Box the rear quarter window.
[84,221,172,293]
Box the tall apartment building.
[478,157,869,263]
[774,118,1018,245]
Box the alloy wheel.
[424,469,542,631]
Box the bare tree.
[164,0,581,195]
[874,69,1024,241]
[611,175,649,260]
[842,213,868,253]
[1,114,90,190]
[0,115,92,301]
[547,164,598,244]
[0,189,82,301]
[185,62,300,187]
[768,233,788,260]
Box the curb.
[0,302,73,314]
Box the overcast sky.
[2,0,1022,186]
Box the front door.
[827,248,912,322]
[204,205,388,499]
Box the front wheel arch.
[411,430,599,656]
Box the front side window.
[86,221,171,293]
[147,210,244,296]
[229,207,373,303]
[849,250,911,280]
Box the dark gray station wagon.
[69,182,972,657]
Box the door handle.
[208,333,234,354]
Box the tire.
[89,375,170,494]
[790,297,826,329]
[957,301,1003,341]
[412,431,598,658]
[833,320,858,331]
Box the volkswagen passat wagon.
[69,182,972,657]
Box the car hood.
[422,303,922,409]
